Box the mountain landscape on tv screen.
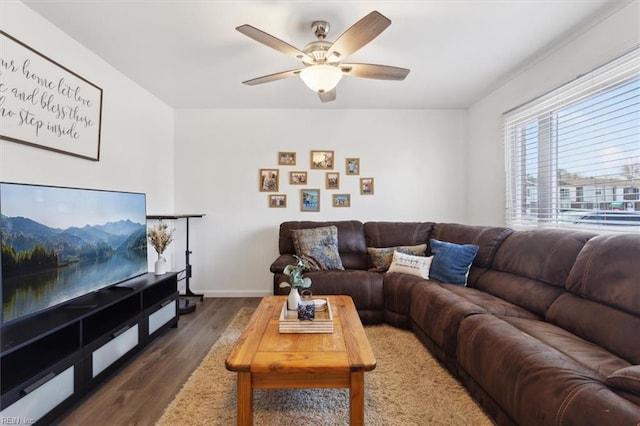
[1,214,147,324]
[1,215,146,275]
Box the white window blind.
[504,46,640,233]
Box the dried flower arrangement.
[147,220,174,255]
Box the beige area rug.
[157,308,494,426]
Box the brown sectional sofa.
[270,220,640,425]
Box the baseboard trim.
[187,290,272,298]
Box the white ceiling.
[22,0,628,109]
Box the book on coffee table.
[278,298,334,333]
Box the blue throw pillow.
[429,239,479,286]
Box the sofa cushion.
[429,239,478,285]
[431,223,513,269]
[367,243,427,272]
[387,251,432,278]
[607,366,640,396]
[457,314,640,426]
[474,270,565,318]
[565,233,640,316]
[547,292,640,364]
[443,285,540,320]
[410,284,487,358]
[546,233,640,366]
[491,228,595,288]
[430,223,513,287]
[382,272,427,329]
[364,221,433,248]
[503,316,630,378]
[473,228,596,317]
[291,226,344,270]
[279,221,368,270]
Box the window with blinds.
[504,47,640,233]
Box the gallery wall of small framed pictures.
[260,151,375,211]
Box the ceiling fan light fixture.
[237,11,408,103]
[300,65,343,93]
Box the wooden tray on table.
[278,298,333,333]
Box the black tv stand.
[147,214,205,315]
[113,284,137,290]
[64,304,98,309]
[0,273,179,425]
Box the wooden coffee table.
[225,295,376,425]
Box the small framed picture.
[259,169,279,192]
[332,194,351,207]
[289,171,308,185]
[278,152,296,165]
[269,194,287,208]
[310,150,334,169]
[360,177,374,195]
[325,172,340,190]
[300,189,320,212]
[346,158,360,175]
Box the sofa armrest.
[270,254,297,273]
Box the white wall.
[467,1,640,226]
[0,2,175,270]
[1,2,467,297]
[174,109,467,296]
[11,0,634,297]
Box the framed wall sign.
[0,31,103,161]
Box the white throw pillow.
[387,251,433,279]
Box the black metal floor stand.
[147,214,205,315]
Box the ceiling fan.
[236,11,410,103]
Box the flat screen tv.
[0,182,148,325]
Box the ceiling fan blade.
[242,69,301,86]
[326,11,391,60]
[236,24,312,62]
[340,63,410,80]
[318,88,336,103]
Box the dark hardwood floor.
[57,297,261,426]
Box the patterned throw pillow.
[387,251,433,279]
[367,244,427,272]
[291,226,344,270]
[429,239,479,286]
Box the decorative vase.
[287,287,301,310]
[154,253,167,275]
